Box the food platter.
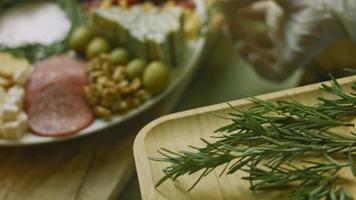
[5,40,206,146]
[0,0,211,146]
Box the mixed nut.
[84,53,170,121]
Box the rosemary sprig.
[242,162,352,200]
[152,78,356,199]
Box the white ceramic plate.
[0,0,209,146]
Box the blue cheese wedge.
[92,6,185,67]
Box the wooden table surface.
[0,130,133,200]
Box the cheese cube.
[2,121,24,140]
[1,103,19,121]
[17,112,28,131]
[8,86,24,99]
[5,94,23,108]
[13,67,31,86]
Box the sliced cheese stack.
[92,6,185,67]
[0,86,28,140]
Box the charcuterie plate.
[0,0,212,146]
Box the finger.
[228,19,272,47]
[274,0,310,11]
[248,53,279,80]
[222,0,269,21]
[234,1,270,20]
[220,0,266,7]
[236,40,274,60]
[226,19,244,40]
[265,0,285,44]
[237,42,295,82]
[249,32,273,48]
[247,53,291,82]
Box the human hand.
[222,0,348,82]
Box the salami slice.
[25,55,88,109]
[28,83,93,136]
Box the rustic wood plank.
[0,128,135,200]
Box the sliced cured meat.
[28,83,93,136]
[25,55,88,109]
[27,54,88,91]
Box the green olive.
[126,58,147,80]
[142,61,170,94]
[110,48,130,65]
[86,37,111,59]
[69,26,93,53]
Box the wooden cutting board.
[134,75,356,200]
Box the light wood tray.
[134,75,356,200]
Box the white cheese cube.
[8,86,24,99]
[17,112,28,131]
[5,94,23,109]
[13,67,31,86]
[1,103,19,121]
[2,121,24,140]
